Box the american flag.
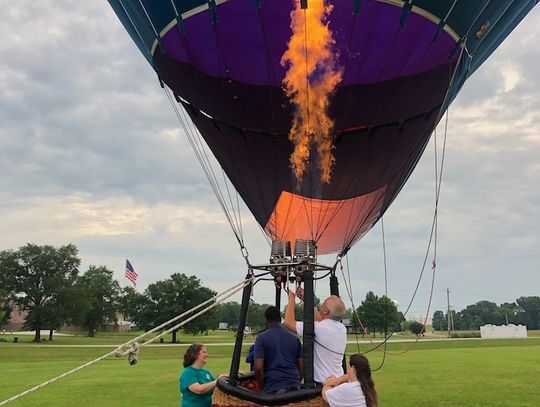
[125,259,138,287]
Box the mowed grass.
[1,332,539,407]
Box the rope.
[163,88,248,254]
[340,107,450,358]
[114,279,250,356]
[371,218,389,371]
[0,279,250,406]
[125,279,251,354]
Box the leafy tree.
[118,286,145,322]
[283,303,304,322]
[357,291,379,335]
[448,309,460,331]
[38,284,80,341]
[516,296,540,329]
[432,310,447,331]
[75,266,121,337]
[409,320,425,335]
[499,302,523,325]
[134,273,216,341]
[0,289,11,325]
[247,301,273,333]
[457,301,504,330]
[378,296,399,334]
[357,292,399,335]
[217,301,241,328]
[393,311,405,332]
[0,244,80,342]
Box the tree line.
[2,244,537,343]
[0,244,408,341]
[0,243,273,342]
[432,297,540,331]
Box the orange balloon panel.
[265,186,387,255]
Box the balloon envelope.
[108,0,537,254]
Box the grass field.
[1,331,539,406]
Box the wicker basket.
[212,386,327,407]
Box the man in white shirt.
[284,289,347,384]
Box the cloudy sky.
[1,1,538,318]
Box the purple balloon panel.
[161,0,457,86]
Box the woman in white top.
[321,353,378,407]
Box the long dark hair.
[183,343,204,367]
[349,354,377,407]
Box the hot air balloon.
[107,1,537,405]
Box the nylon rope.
[371,217,389,371]
[163,88,246,250]
[208,16,253,246]
[339,105,449,359]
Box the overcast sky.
[0,2,538,318]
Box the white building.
[480,324,527,338]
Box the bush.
[450,331,481,338]
[409,321,425,335]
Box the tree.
[432,310,447,331]
[134,273,217,341]
[457,301,504,330]
[75,266,121,337]
[247,301,273,333]
[357,291,379,335]
[283,303,304,322]
[118,286,145,323]
[0,244,80,342]
[378,296,399,334]
[217,301,241,328]
[357,292,399,335]
[0,289,11,325]
[499,302,523,325]
[393,311,405,332]
[409,320,424,335]
[516,296,540,329]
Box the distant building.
[0,305,130,333]
[480,324,527,338]
[0,302,27,331]
[61,313,131,333]
[342,318,365,334]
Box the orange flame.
[281,0,343,184]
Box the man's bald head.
[323,295,346,321]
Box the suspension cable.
[163,87,247,253]
[341,108,450,359]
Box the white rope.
[0,278,250,406]
[113,279,249,356]
[119,278,251,356]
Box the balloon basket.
[212,386,326,407]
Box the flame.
[281,0,343,184]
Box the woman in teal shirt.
[179,343,219,407]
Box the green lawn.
[1,332,539,406]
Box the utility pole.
[447,287,451,338]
